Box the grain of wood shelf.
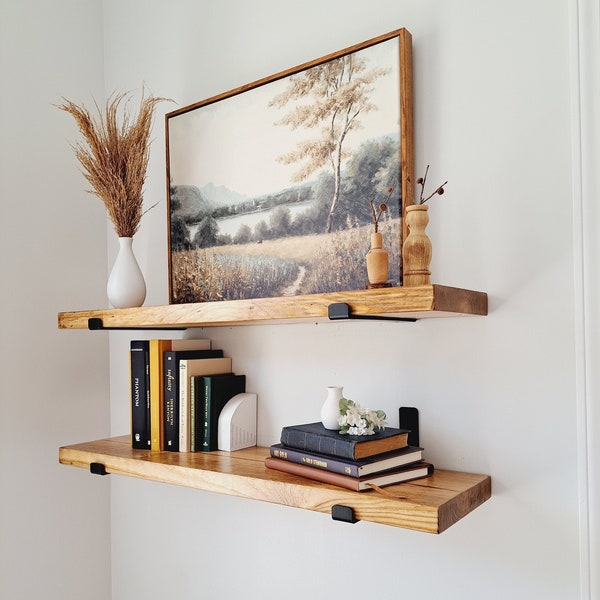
[59,436,491,534]
[57,284,488,329]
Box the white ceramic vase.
[107,236,146,308]
[321,386,343,430]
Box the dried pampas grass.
[58,90,171,237]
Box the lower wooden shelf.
[59,435,491,534]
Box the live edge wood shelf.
[58,283,490,533]
[57,284,488,329]
[59,436,491,534]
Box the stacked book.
[130,338,246,452]
[265,422,433,492]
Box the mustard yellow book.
[148,339,211,451]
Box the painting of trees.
[166,29,413,303]
[269,52,389,233]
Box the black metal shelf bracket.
[327,303,417,323]
[90,462,109,476]
[87,317,186,331]
[331,504,359,524]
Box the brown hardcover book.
[265,456,433,492]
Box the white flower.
[338,398,387,436]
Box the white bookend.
[218,393,257,451]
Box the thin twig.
[417,165,447,204]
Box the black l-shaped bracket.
[331,504,359,524]
[327,303,416,323]
[90,462,109,476]
[87,317,186,331]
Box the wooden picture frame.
[166,28,413,304]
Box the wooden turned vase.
[403,205,432,286]
[366,232,389,285]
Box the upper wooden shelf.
[59,435,491,533]
[58,284,487,329]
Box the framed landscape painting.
[166,28,414,304]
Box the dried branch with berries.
[416,165,448,204]
[369,187,394,233]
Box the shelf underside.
[59,436,491,534]
[58,284,488,329]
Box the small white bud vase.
[321,386,343,430]
[107,236,146,308]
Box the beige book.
[179,357,232,452]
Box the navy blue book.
[280,422,410,460]
[269,443,423,477]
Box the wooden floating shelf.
[59,435,491,534]
[58,284,487,329]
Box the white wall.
[2,0,595,598]
[102,1,596,599]
[572,0,600,594]
[0,1,111,599]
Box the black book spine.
[130,340,150,449]
[163,351,179,451]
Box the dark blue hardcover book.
[280,422,410,460]
[269,443,424,477]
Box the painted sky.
[168,36,401,199]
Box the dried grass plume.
[57,90,171,237]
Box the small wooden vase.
[366,232,389,285]
[403,205,432,286]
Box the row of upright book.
[265,421,433,492]
[129,338,432,493]
[130,338,246,452]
